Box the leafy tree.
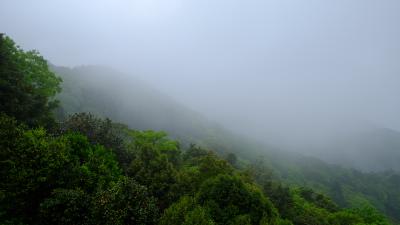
[59,113,131,169]
[351,205,390,225]
[178,149,234,195]
[286,192,332,225]
[193,152,234,184]
[129,130,181,167]
[127,130,180,209]
[39,188,91,225]
[0,119,73,222]
[297,187,338,212]
[177,166,202,195]
[0,114,121,224]
[0,34,61,127]
[159,196,196,225]
[245,160,295,220]
[328,210,363,225]
[197,174,278,225]
[182,206,215,225]
[159,196,214,225]
[183,144,210,161]
[229,215,252,225]
[91,177,158,225]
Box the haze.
[1,0,400,156]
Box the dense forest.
[0,34,398,225]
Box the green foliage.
[184,144,210,161]
[59,112,131,169]
[39,188,91,225]
[247,160,295,219]
[182,206,215,225]
[0,114,121,224]
[197,174,278,225]
[196,153,234,182]
[178,147,234,195]
[0,34,61,127]
[127,130,181,209]
[159,196,214,225]
[0,109,392,225]
[0,119,73,222]
[287,192,331,225]
[328,210,363,225]
[351,205,391,225]
[229,215,252,225]
[297,187,339,212]
[159,196,196,225]
[91,177,158,225]
[130,130,181,166]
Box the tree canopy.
[0,34,61,127]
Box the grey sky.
[1,0,400,148]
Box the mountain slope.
[311,127,400,172]
[53,65,400,223]
[54,65,224,145]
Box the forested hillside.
[53,60,400,223]
[1,35,397,224]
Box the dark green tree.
[0,114,121,224]
[197,174,278,225]
[159,196,214,225]
[127,130,180,209]
[39,188,91,225]
[0,34,61,127]
[58,113,131,169]
[91,177,159,225]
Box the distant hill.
[300,127,400,172]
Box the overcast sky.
[1,0,400,147]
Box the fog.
[1,0,400,157]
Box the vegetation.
[0,34,61,127]
[0,35,396,224]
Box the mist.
[1,0,400,162]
